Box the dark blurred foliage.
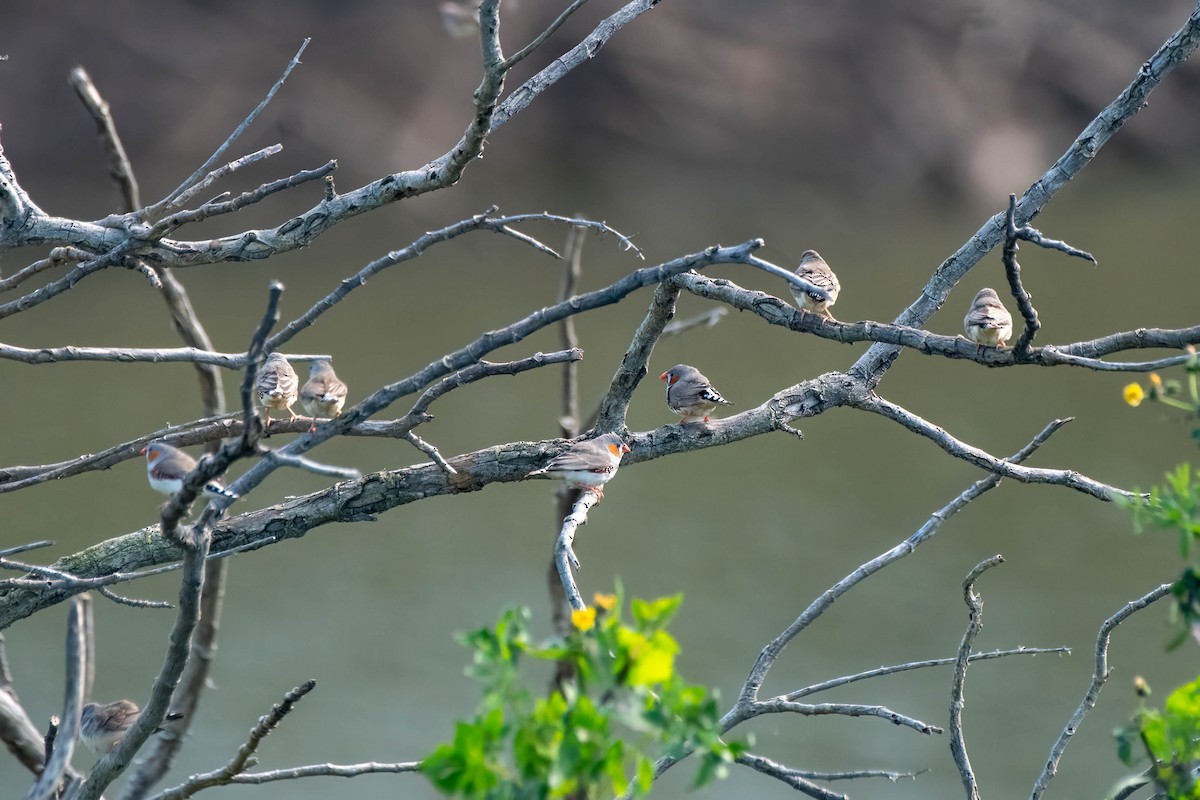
[1,0,1198,220]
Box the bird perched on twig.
[300,359,348,431]
[80,699,184,753]
[141,441,238,499]
[963,287,1014,355]
[789,249,841,322]
[256,352,299,425]
[527,432,630,499]
[660,364,733,425]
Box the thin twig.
[0,342,328,367]
[67,532,210,800]
[552,490,601,611]
[151,160,336,237]
[27,598,84,800]
[737,752,849,800]
[148,40,310,219]
[789,646,1069,700]
[1003,195,1042,357]
[226,761,419,784]
[854,394,1133,501]
[593,281,681,433]
[745,700,941,735]
[0,349,582,492]
[558,221,585,439]
[642,419,1070,788]
[148,680,317,800]
[673,271,1200,368]
[950,555,1005,800]
[264,211,637,354]
[0,541,54,558]
[849,3,1200,387]
[69,66,139,211]
[403,433,457,476]
[264,450,362,481]
[0,247,95,293]
[661,306,727,336]
[503,0,592,69]
[1029,582,1175,800]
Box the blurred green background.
[2,1,1199,798]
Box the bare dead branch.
[0,541,54,559]
[552,490,601,611]
[69,66,140,211]
[149,145,282,233]
[674,272,1200,370]
[635,420,1071,791]
[148,40,310,219]
[593,282,681,433]
[407,348,586,423]
[94,589,171,610]
[148,680,317,800]
[264,211,636,354]
[950,555,1005,800]
[403,433,457,476]
[491,0,662,131]
[151,160,337,237]
[0,247,96,293]
[558,222,586,439]
[0,683,45,777]
[68,532,210,800]
[789,646,1069,700]
[27,598,84,800]
[736,752,848,800]
[225,761,420,785]
[1035,349,1197,372]
[1003,195,1042,357]
[263,450,361,481]
[661,306,727,336]
[746,700,942,735]
[852,394,1132,500]
[503,0,592,70]
[0,342,329,367]
[1029,582,1175,800]
[849,2,1200,386]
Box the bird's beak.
[621,443,631,454]
[139,446,147,455]
[659,371,668,382]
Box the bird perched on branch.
[527,432,630,499]
[660,364,733,425]
[963,287,1014,355]
[789,249,841,322]
[256,352,299,425]
[80,699,184,753]
[141,441,238,499]
[300,359,348,431]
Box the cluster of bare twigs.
[3,0,1200,798]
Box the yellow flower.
[1149,373,1163,389]
[571,607,597,631]
[593,592,617,611]
[1123,383,1145,407]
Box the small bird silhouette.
[527,433,631,500]
[660,364,733,425]
[141,441,237,499]
[789,249,841,322]
[963,288,1014,355]
[300,359,348,431]
[80,699,183,753]
[256,352,299,426]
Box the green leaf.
[631,594,683,630]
